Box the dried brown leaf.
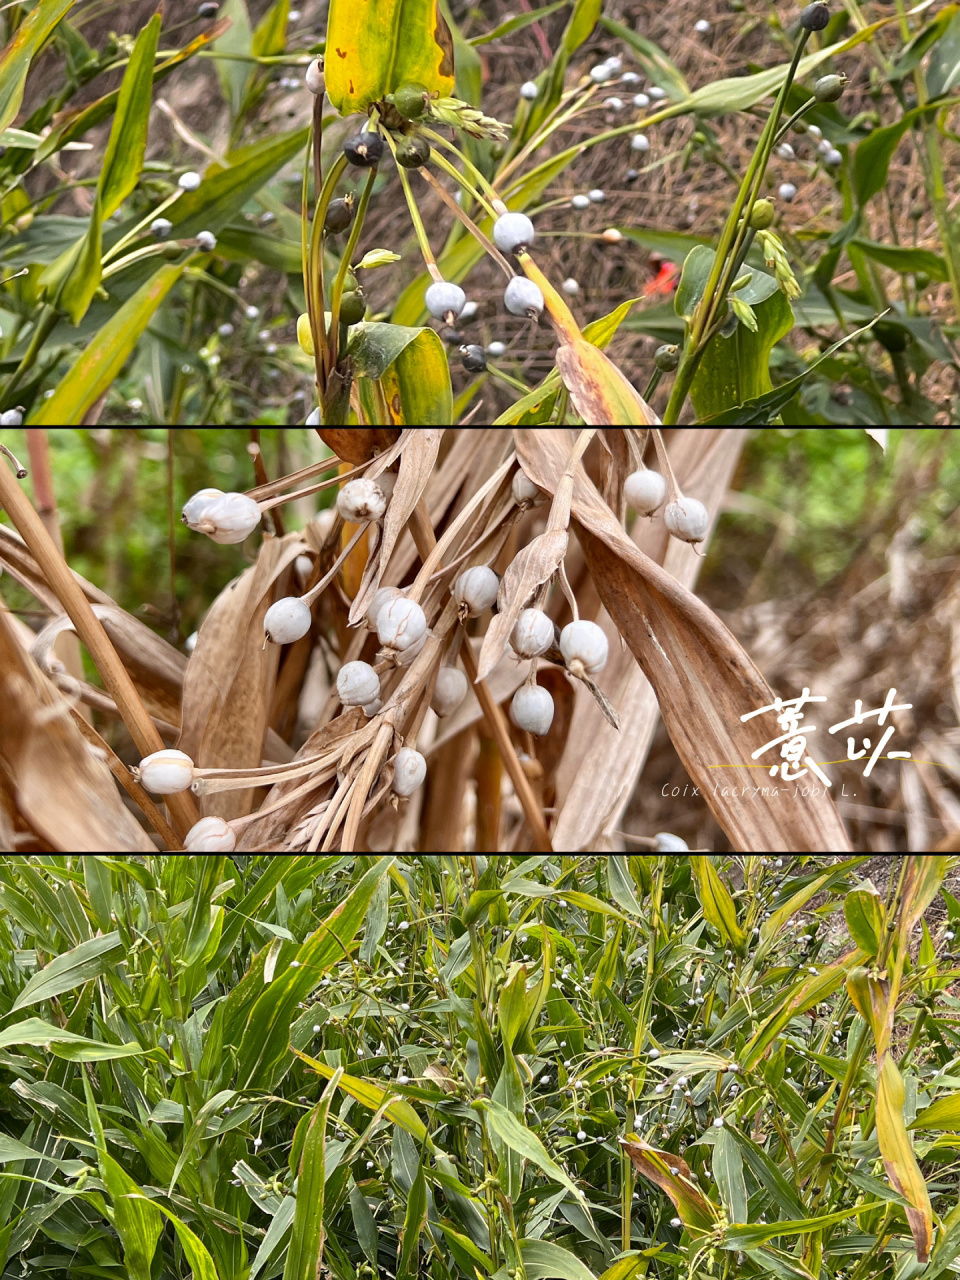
[180,533,307,820]
[315,429,401,463]
[0,610,154,852]
[476,528,568,682]
[517,429,851,854]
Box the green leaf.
[844,887,885,955]
[30,263,186,425]
[480,1099,586,1204]
[11,932,124,1009]
[690,857,747,954]
[499,964,529,1052]
[596,1255,646,1280]
[348,323,453,424]
[469,3,569,44]
[508,1240,597,1280]
[129,1199,219,1280]
[252,0,290,58]
[712,1127,747,1224]
[911,1091,960,1131]
[607,857,642,915]
[0,0,77,135]
[235,857,395,1088]
[726,1128,806,1220]
[0,1016,145,1060]
[284,1071,341,1280]
[692,286,793,421]
[927,9,960,94]
[213,0,254,114]
[698,318,878,424]
[350,1185,379,1264]
[850,238,948,280]
[325,0,455,114]
[297,1054,428,1142]
[101,1153,163,1280]
[674,245,715,320]
[170,126,310,238]
[398,1162,428,1280]
[853,103,942,206]
[100,14,160,218]
[722,1203,885,1248]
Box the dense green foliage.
[0,855,957,1280]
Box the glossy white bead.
[367,585,403,630]
[512,468,541,503]
[654,831,689,851]
[664,497,709,544]
[624,468,667,515]
[138,749,195,794]
[184,816,237,851]
[264,596,311,644]
[510,685,555,735]
[337,478,386,523]
[559,620,608,675]
[511,608,554,657]
[454,566,499,615]
[181,488,224,524]
[362,698,383,717]
[305,58,324,94]
[493,212,536,253]
[336,661,380,706]
[376,597,427,651]
[393,747,427,796]
[185,491,262,543]
[396,627,428,666]
[504,277,544,316]
[431,667,468,717]
[425,281,466,319]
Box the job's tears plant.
[0,854,955,1280]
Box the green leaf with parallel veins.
[12,932,123,1010]
[480,1099,586,1205]
[100,14,160,218]
[0,0,76,135]
[30,263,186,424]
[325,0,455,114]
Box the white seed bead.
[185,491,261,543]
[264,596,312,644]
[377,597,427,651]
[559,619,608,674]
[181,488,224,524]
[337,478,387,523]
[395,627,429,666]
[664,496,709,544]
[393,747,427,796]
[454,566,499,615]
[510,684,555,735]
[511,608,554,657]
[654,832,689,851]
[431,667,468,717]
[184,816,236,851]
[367,585,403,630]
[512,468,541,503]
[624,468,667,515]
[138,749,195,795]
[337,661,380,707]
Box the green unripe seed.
[396,135,431,168]
[654,343,680,372]
[749,198,776,230]
[162,240,183,259]
[394,82,429,120]
[814,73,845,101]
[339,291,366,325]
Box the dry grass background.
[21,0,959,423]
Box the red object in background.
[646,256,679,296]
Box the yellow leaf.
[325,0,455,115]
[876,1056,932,1262]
